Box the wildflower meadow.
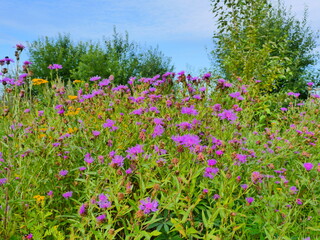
[0,46,319,239]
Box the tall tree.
[211,0,319,93]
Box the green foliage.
[211,0,319,94]
[27,30,173,85]
[27,33,88,80]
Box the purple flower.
[25,234,33,239]
[139,197,158,214]
[62,191,73,199]
[103,119,118,131]
[289,186,298,194]
[212,104,222,112]
[99,78,111,86]
[90,76,101,81]
[92,130,101,136]
[251,171,263,184]
[38,110,44,117]
[296,199,303,205]
[303,163,313,171]
[79,166,86,171]
[218,109,238,122]
[152,124,164,138]
[241,184,248,190]
[0,178,8,185]
[181,106,198,115]
[59,170,68,176]
[203,167,219,179]
[97,194,112,208]
[126,144,144,157]
[84,153,94,164]
[307,82,314,87]
[24,109,30,113]
[213,194,221,200]
[172,134,201,148]
[48,64,63,69]
[47,191,53,196]
[96,214,106,223]
[280,107,288,112]
[229,92,244,100]
[207,159,217,166]
[79,203,87,216]
[125,168,133,174]
[246,197,254,204]
[110,155,125,167]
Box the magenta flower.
[0,178,8,185]
[207,159,217,166]
[79,203,87,216]
[246,197,254,204]
[25,234,33,239]
[97,194,112,208]
[289,186,298,194]
[96,214,106,223]
[139,197,158,214]
[303,163,313,171]
[218,109,238,122]
[172,134,201,148]
[296,199,303,205]
[126,144,144,157]
[92,130,101,136]
[38,110,44,116]
[48,64,63,69]
[110,155,125,167]
[251,171,263,184]
[241,184,248,190]
[152,124,164,138]
[47,191,53,196]
[213,194,221,200]
[84,153,94,164]
[203,167,219,179]
[89,76,101,81]
[181,106,198,115]
[62,191,73,199]
[79,166,86,171]
[59,170,68,176]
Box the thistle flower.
[139,197,158,214]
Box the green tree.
[211,0,319,94]
[27,30,174,85]
[27,33,88,80]
[71,29,173,85]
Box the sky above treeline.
[0,0,319,75]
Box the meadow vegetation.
[0,48,319,239]
[1,0,320,239]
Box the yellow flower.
[33,195,45,203]
[73,80,82,84]
[68,95,78,100]
[32,78,48,85]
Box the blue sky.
[0,0,319,75]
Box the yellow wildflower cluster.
[65,106,81,116]
[32,78,48,85]
[33,195,45,203]
[68,95,78,100]
[73,80,82,84]
[67,127,78,134]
